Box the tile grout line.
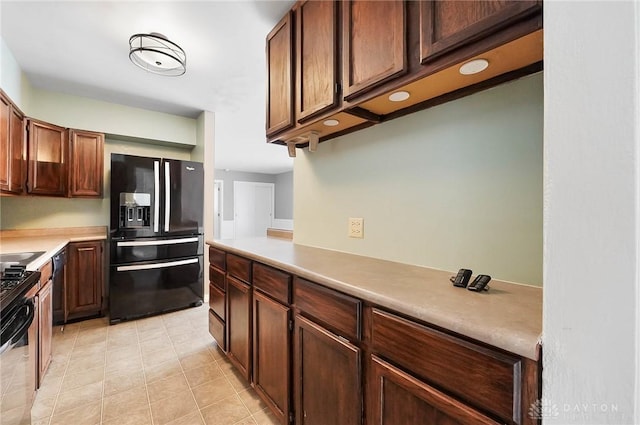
[167,314,210,425]
[137,320,157,425]
[44,326,78,425]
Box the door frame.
[214,179,223,239]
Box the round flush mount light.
[129,32,186,76]
[323,119,340,127]
[388,91,410,102]
[459,58,489,75]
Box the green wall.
[294,73,543,286]
[0,138,191,230]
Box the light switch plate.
[348,217,364,238]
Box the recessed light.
[323,119,340,127]
[459,59,489,75]
[388,91,410,102]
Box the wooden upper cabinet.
[266,11,295,137]
[420,0,541,63]
[342,0,407,101]
[296,0,339,122]
[27,119,67,196]
[0,93,11,191]
[68,129,104,197]
[1,91,26,194]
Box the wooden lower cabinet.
[38,279,53,383]
[208,310,226,351]
[369,355,500,425]
[227,275,252,380]
[253,290,291,424]
[66,240,104,321]
[294,314,360,425]
[207,245,541,425]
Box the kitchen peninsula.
[206,237,542,425]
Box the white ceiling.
[0,0,295,174]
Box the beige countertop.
[0,226,107,270]
[207,237,542,360]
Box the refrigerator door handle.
[116,258,198,272]
[164,161,171,232]
[153,161,160,233]
[116,237,199,247]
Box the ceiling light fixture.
[129,32,186,76]
[388,91,410,102]
[459,58,489,75]
[323,119,340,127]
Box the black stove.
[0,265,40,312]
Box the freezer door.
[110,154,162,238]
[110,235,204,264]
[164,159,204,236]
[109,256,204,324]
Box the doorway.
[213,180,223,239]
[233,181,275,238]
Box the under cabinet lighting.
[323,119,340,127]
[459,59,489,75]
[388,91,410,102]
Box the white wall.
[0,37,31,110]
[543,1,639,423]
[294,73,543,286]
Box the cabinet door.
[27,119,67,196]
[67,240,103,319]
[68,129,104,197]
[342,0,406,100]
[227,275,251,380]
[296,0,339,122]
[369,355,500,425]
[0,93,11,191]
[420,0,540,63]
[38,279,53,383]
[0,93,24,194]
[9,106,26,193]
[266,11,295,137]
[253,290,290,424]
[294,314,360,425]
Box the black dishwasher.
[52,248,66,325]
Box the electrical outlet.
[348,217,364,238]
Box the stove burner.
[1,267,40,312]
[2,265,27,280]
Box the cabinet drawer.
[208,310,226,352]
[209,284,225,320]
[253,262,291,304]
[227,254,251,283]
[293,277,361,341]
[209,246,226,271]
[371,309,522,424]
[209,266,225,292]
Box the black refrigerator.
[109,153,204,324]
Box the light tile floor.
[32,305,279,425]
